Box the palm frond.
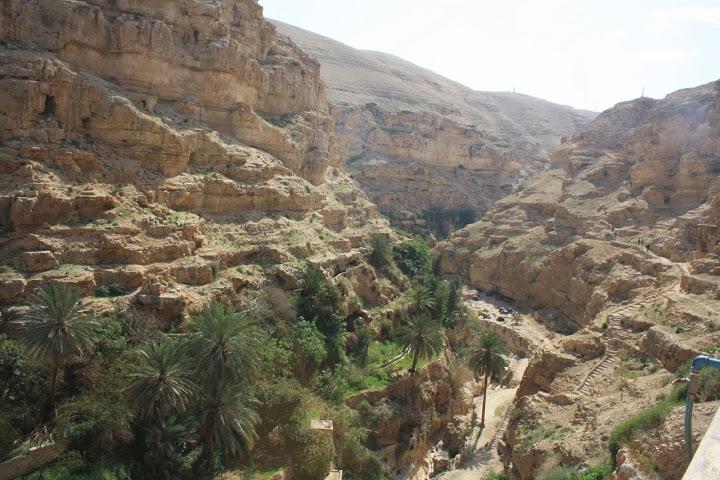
[127,341,194,418]
[199,382,259,458]
[188,301,262,386]
[17,284,97,368]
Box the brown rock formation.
[273,21,595,224]
[438,80,720,328]
[441,81,720,479]
[0,0,389,320]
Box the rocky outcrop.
[346,357,471,479]
[438,80,720,327]
[273,21,594,224]
[0,0,390,320]
[441,80,720,479]
[612,402,720,480]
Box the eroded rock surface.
[0,0,390,320]
[439,81,720,479]
[273,21,595,226]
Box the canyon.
[0,1,719,480]
[274,21,595,233]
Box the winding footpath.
[438,291,537,479]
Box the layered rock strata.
[0,0,389,319]
[274,21,595,219]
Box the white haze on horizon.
[261,0,720,113]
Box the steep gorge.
[1,1,720,480]
[274,21,595,233]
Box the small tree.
[468,332,507,428]
[291,320,327,382]
[397,314,444,373]
[368,234,394,270]
[16,284,97,415]
[393,239,431,277]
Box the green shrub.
[18,462,135,480]
[56,353,137,457]
[254,378,307,437]
[93,283,132,297]
[542,467,577,480]
[296,266,345,365]
[209,260,221,279]
[0,334,45,439]
[93,317,128,355]
[284,411,334,480]
[315,367,349,403]
[579,464,612,480]
[368,234,394,270]
[608,398,676,461]
[291,320,327,382]
[392,239,431,277]
[483,472,508,480]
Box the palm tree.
[197,382,258,459]
[408,286,437,316]
[16,284,97,413]
[188,301,262,385]
[127,341,195,419]
[397,314,444,373]
[468,332,507,428]
[143,415,195,479]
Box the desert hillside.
[437,79,720,479]
[0,0,390,320]
[274,20,595,232]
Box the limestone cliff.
[437,81,720,479]
[438,81,720,329]
[0,0,389,318]
[273,21,595,222]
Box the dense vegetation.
[380,206,477,238]
[0,235,493,480]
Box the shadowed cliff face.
[273,20,595,223]
[0,0,390,317]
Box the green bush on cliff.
[608,397,677,461]
[542,463,611,480]
[392,238,432,277]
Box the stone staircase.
[575,289,669,396]
[487,408,512,451]
[575,346,619,396]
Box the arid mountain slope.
[0,0,389,319]
[274,20,595,217]
[437,80,720,478]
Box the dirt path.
[439,358,527,479]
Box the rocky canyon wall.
[274,21,595,227]
[0,0,390,318]
[438,81,720,328]
[437,81,720,478]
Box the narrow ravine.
[434,289,546,479]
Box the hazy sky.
[260,0,720,112]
